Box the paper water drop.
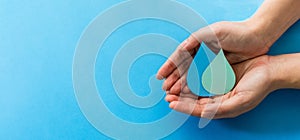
[201,49,236,95]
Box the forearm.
[270,53,300,90]
[247,0,300,48]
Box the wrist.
[268,54,300,90]
[245,0,300,50]
[268,56,285,91]
[244,17,274,49]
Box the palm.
[165,55,275,119]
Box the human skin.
[156,0,300,118]
[165,54,300,119]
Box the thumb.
[186,25,221,55]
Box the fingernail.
[162,85,167,91]
[181,40,188,48]
[166,91,170,94]
[169,102,176,109]
[156,74,164,80]
[164,96,170,102]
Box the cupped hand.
[164,55,279,119]
[156,21,271,93]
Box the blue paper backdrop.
[1,0,300,139]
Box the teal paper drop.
[201,49,236,95]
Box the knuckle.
[165,62,174,70]
[212,21,228,37]
[164,79,171,86]
[213,27,223,37]
[163,80,172,90]
[182,58,190,66]
[171,84,181,93]
[173,71,180,79]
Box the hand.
[156,0,300,119]
[164,55,279,119]
[156,21,270,93]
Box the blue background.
[1,0,300,139]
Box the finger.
[186,26,218,51]
[165,87,204,103]
[181,84,206,99]
[168,88,216,117]
[178,89,199,100]
[169,72,187,95]
[168,73,208,97]
[182,85,193,94]
[162,68,180,91]
[183,33,201,51]
[184,85,232,105]
[179,92,212,105]
[169,99,206,117]
[162,57,193,90]
[165,94,179,102]
[157,40,197,80]
[169,84,202,101]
